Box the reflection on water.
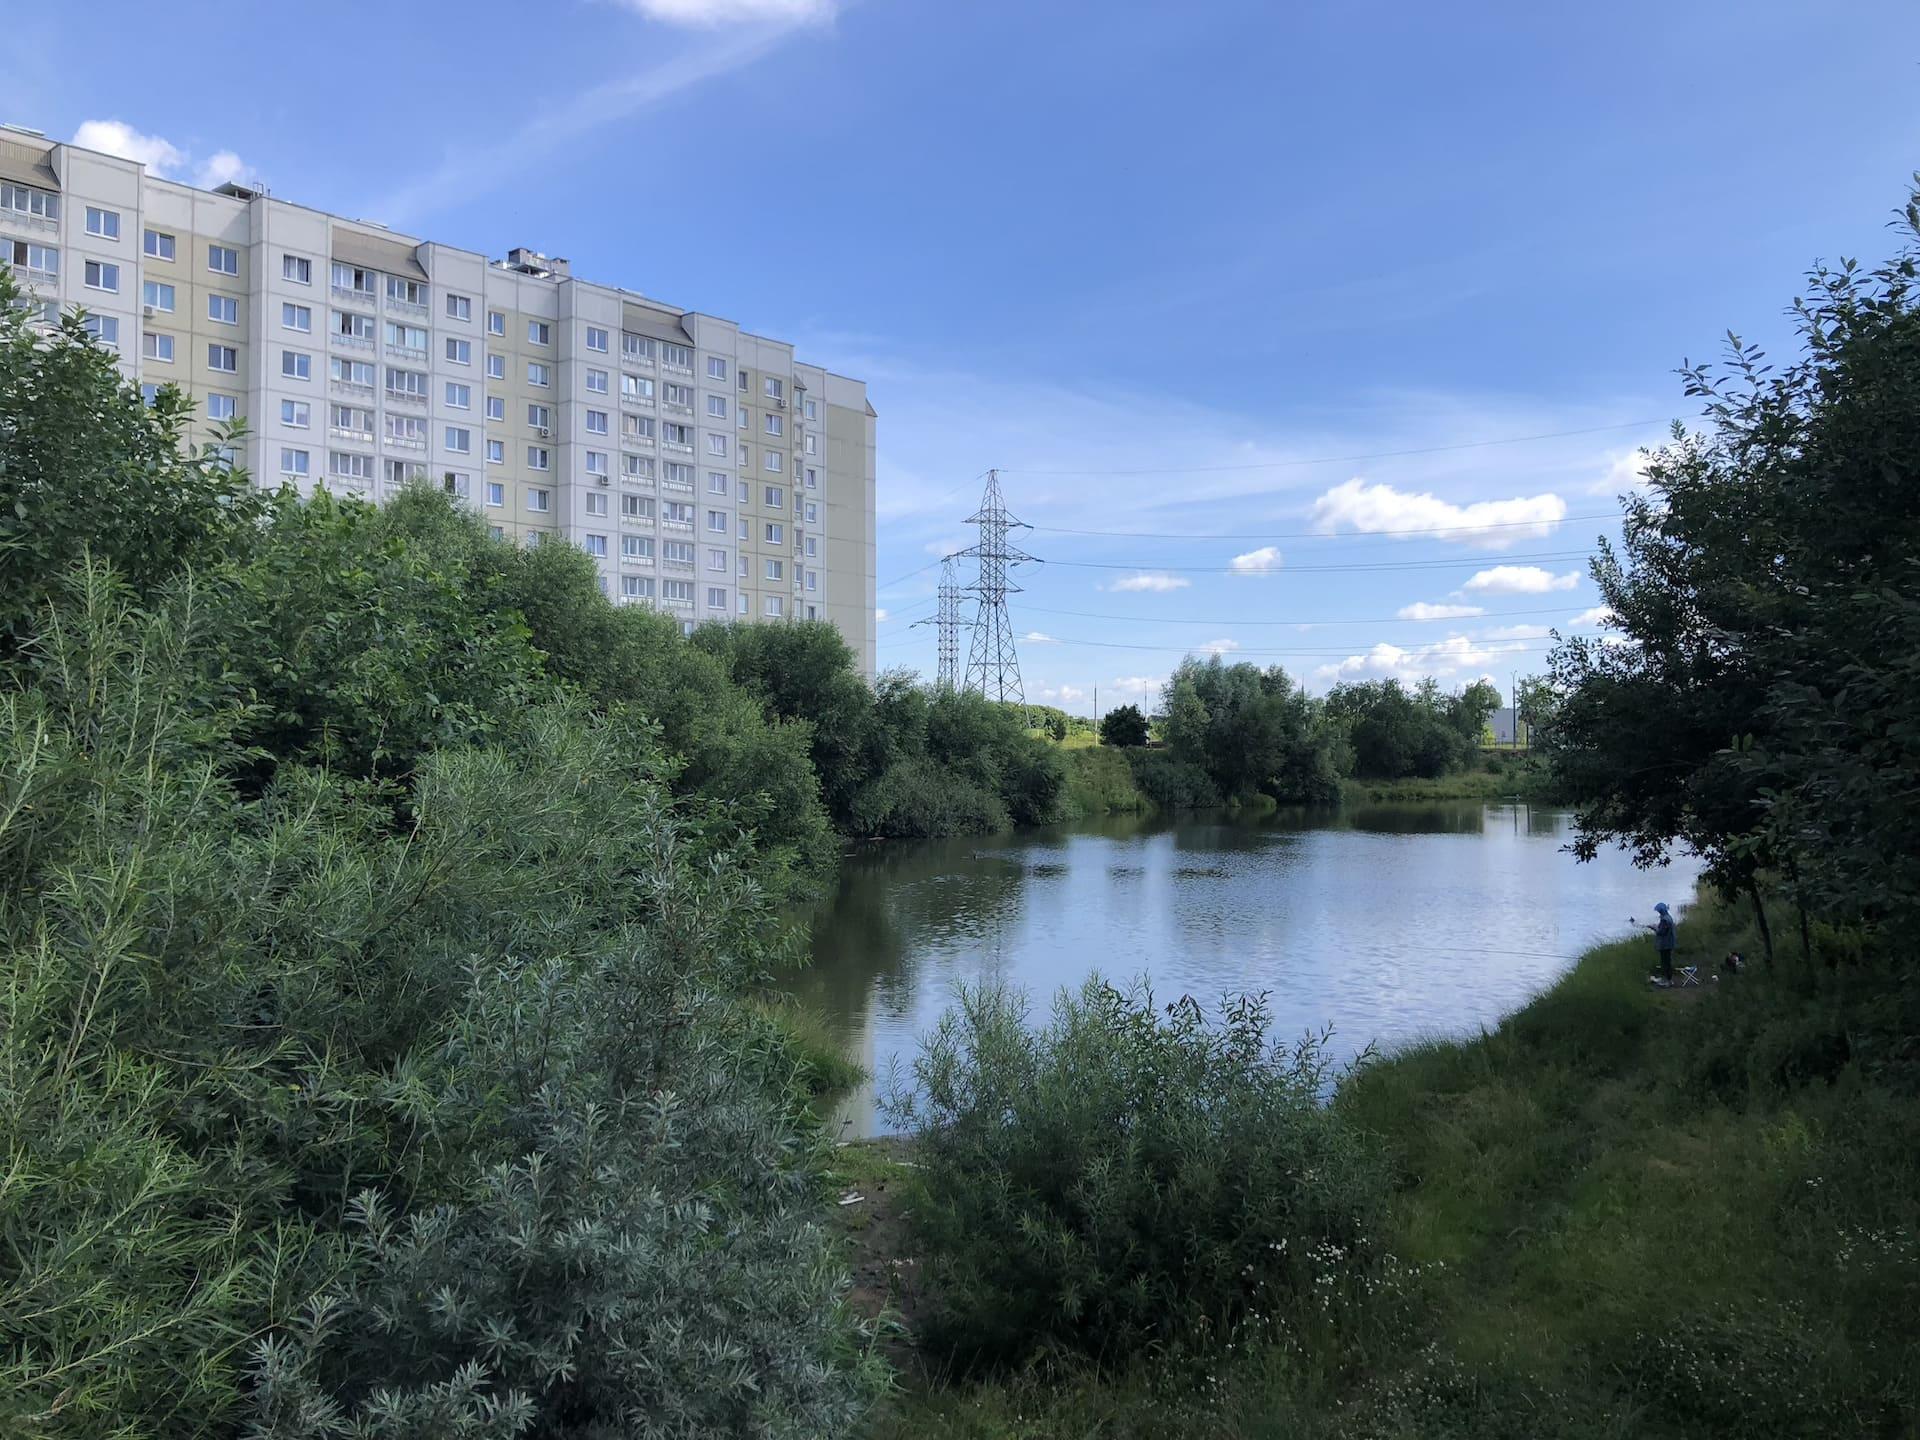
[785,802,1703,1135]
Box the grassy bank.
[853,889,1920,1437]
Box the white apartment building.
[0,123,878,674]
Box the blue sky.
[13,0,1920,710]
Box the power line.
[1028,510,1620,541]
[997,419,1665,478]
[1049,548,1594,575]
[883,632,1564,658]
[1008,601,1588,627]
[959,469,1035,706]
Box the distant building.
[0,121,878,674]
[1487,706,1530,747]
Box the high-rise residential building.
[0,123,878,674]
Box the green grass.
[1060,745,1150,816]
[748,996,867,1103]
[862,891,1920,1437]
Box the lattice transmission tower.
[911,555,967,689]
[959,469,1037,705]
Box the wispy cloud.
[374,26,799,226]
[1023,630,1059,644]
[1105,573,1191,593]
[1567,605,1616,627]
[1397,601,1485,621]
[1314,634,1529,686]
[1311,477,1566,548]
[1462,565,1580,595]
[1228,545,1283,574]
[874,607,890,622]
[1195,638,1240,655]
[72,119,254,189]
[614,0,835,22]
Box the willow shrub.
[0,566,878,1436]
[887,978,1390,1370]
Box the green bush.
[1061,745,1148,817]
[886,978,1390,1369]
[1097,703,1150,748]
[1125,747,1221,810]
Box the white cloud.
[72,120,185,175]
[1105,572,1191,593]
[1567,606,1616,627]
[72,120,255,193]
[1462,565,1581,595]
[1314,633,1529,686]
[1037,684,1087,705]
[1589,449,1653,496]
[1195,638,1240,655]
[1023,631,1058,644]
[615,0,834,23]
[1311,477,1567,548]
[1478,624,1555,641]
[1110,675,1166,698]
[874,608,889,623]
[1396,601,1485,621]
[195,150,251,189]
[1228,545,1283,574]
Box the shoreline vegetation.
[842,885,1920,1438]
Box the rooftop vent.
[501,247,570,279]
[213,180,268,201]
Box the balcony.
[383,433,426,452]
[385,387,428,409]
[620,392,654,410]
[331,283,376,306]
[622,434,655,450]
[663,441,693,456]
[330,329,374,352]
[662,518,693,532]
[329,378,374,400]
[663,401,692,418]
[385,340,426,362]
[329,423,374,443]
[385,294,429,320]
[661,477,694,495]
[620,552,655,567]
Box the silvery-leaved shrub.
[888,978,1390,1369]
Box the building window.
[528,487,550,512]
[330,262,374,296]
[282,302,311,332]
[83,259,120,293]
[586,368,608,394]
[280,448,310,477]
[804,396,818,421]
[85,206,121,240]
[486,481,504,507]
[708,472,730,495]
[386,367,428,400]
[764,450,783,473]
[386,277,427,307]
[486,353,505,380]
[765,524,784,546]
[281,399,310,427]
[804,432,818,456]
[486,440,505,464]
[386,459,427,487]
[208,244,239,276]
[623,455,652,481]
[737,368,749,392]
[706,435,728,457]
[739,554,749,577]
[738,444,750,469]
[445,337,471,366]
[805,535,818,558]
[623,333,654,362]
[329,451,375,482]
[661,342,693,371]
[445,427,471,454]
[738,480,750,503]
[446,293,471,322]
[283,254,312,284]
[584,533,608,558]
[7,239,57,276]
[527,320,550,346]
[765,595,784,617]
[764,413,784,437]
[208,294,238,325]
[585,325,608,352]
[207,393,237,421]
[527,404,551,430]
[805,467,819,489]
[330,357,375,386]
[707,395,727,419]
[707,587,727,609]
[707,548,727,571]
[739,592,749,614]
[527,361,550,387]
[527,447,549,471]
[208,344,237,373]
[622,575,653,600]
[140,383,160,407]
[485,396,504,422]
[764,486,784,510]
[142,332,174,362]
[585,491,608,516]
[487,310,505,336]
[446,381,471,409]
[384,321,428,353]
[764,377,783,401]
[706,356,727,381]
[586,409,608,435]
[707,510,727,533]
[586,450,608,476]
[143,228,175,260]
[738,518,749,540]
[806,570,818,592]
[622,499,652,524]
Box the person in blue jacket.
[1641,902,1677,985]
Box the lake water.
[787,802,1703,1135]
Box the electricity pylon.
[959,469,1036,706]
[912,555,966,689]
